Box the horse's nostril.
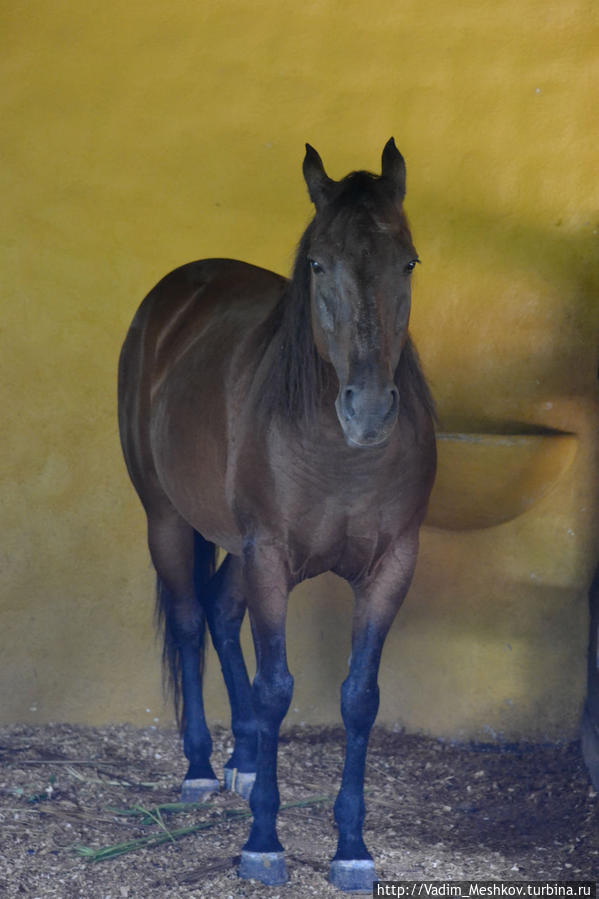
[343,387,355,420]
[388,386,399,416]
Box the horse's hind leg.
[203,553,257,798]
[149,513,219,801]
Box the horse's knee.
[340,676,380,733]
[252,670,294,724]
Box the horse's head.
[302,139,418,449]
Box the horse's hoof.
[238,850,288,885]
[180,777,220,802]
[329,859,376,892]
[224,767,256,799]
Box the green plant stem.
[74,794,333,862]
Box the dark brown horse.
[118,139,436,891]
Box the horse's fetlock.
[249,783,281,827]
[183,728,213,766]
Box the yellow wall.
[2,0,598,739]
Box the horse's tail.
[155,532,217,732]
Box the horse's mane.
[397,333,437,426]
[260,222,333,423]
[260,218,436,428]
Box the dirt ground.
[0,722,597,898]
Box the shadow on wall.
[419,199,599,740]
[412,195,599,431]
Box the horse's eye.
[309,258,324,274]
[404,259,419,275]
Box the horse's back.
[118,258,286,534]
[123,258,284,365]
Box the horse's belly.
[155,446,244,553]
[150,382,243,552]
[170,483,243,554]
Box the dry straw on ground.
[0,723,597,897]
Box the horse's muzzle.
[335,382,399,448]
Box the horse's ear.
[303,144,334,210]
[381,137,406,202]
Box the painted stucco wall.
[2,0,598,739]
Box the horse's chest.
[279,497,404,582]
[234,423,431,579]
[274,461,414,579]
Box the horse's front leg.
[238,544,294,886]
[330,531,420,892]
